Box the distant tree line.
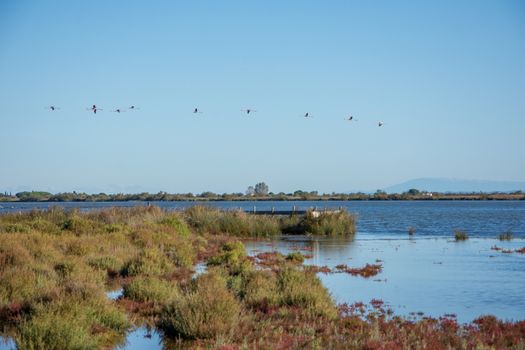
[0,187,523,202]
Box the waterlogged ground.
[2,203,524,349]
[245,235,525,324]
[113,236,525,349]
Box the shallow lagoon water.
[245,235,525,323]
[116,327,162,350]
[107,288,124,300]
[0,337,15,350]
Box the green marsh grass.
[238,270,278,309]
[122,248,175,277]
[207,241,252,276]
[0,206,193,348]
[498,231,513,241]
[123,277,179,304]
[454,230,469,241]
[286,252,306,264]
[303,209,356,236]
[159,272,241,339]
[185,206,281,237]
[276,267,337,318]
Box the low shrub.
[29,218,61,235]
[65,241,89,256]
[17,312,98,350]
[60,214,104,235]
[253,251,287,269]
[166,240,195,268]
[184,206,219,234]
[241,271,278,309]
[123,277,178,304]
[276,267,337,318]
[159,215,191,238]
[1,223,31,234]
[185,206,280,237]
[159,272,241,339]
[54,262,75,279]
[0,241,33,267]
[498,231,513,241]
[454,230,469,241]
[207,241,251,275]
[104,223,126,233]
[0,266,58,306]
[15,299,129,350]
[122,248,174,277]
[88,256,123,272]
[286,252,305,264]
[303,209,356,236]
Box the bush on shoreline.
[302,209,356,236]
[184,206,281,237]
[454,230,469,241]
[184,205,356,237]
[498,231,513,241]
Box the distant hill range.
[383,178,525,194]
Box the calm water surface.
[116,327,162,350]
[0,337,15,350]
[245,235,525,323]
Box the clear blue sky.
[1,0,524,194]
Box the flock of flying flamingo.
[46,105,386,127]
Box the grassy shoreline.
[1,206,524,349]
[1,191,524,202]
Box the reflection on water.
[117,327,162,350]
[245,235,525,323]
[107,288,124,301]
[192,262,207,278]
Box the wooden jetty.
[243,206,343,216]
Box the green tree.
[254,182,269,196]
[407,188,420,196]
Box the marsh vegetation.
[499,231,513,241]
[1,206,524,349]
[454,230,469,241]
